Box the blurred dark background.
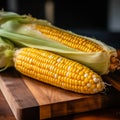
[0,0,120,49]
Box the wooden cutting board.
[0,68,120,120]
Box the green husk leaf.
[0,37,14,71]
[0,10,21,25]
[0,10,50,25]
[0,11,117,75]
[0,29,78,52]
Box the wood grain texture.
[1,89,120,120]
[0,68,120,120]
[0,90,16,120]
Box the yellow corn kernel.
[14,47,105,94]
[31,24,104,52]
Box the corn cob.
[14,47,105,94]
[31,24,105,52]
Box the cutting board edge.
[39,94,104,119]
[0,75,40,120]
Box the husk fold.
[0,11,117,75]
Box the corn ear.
[0,11,118,75]
[14,47,105,94]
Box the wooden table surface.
[0,89,120,120]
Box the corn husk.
[0,11,117,75]
[0,37,14,71]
